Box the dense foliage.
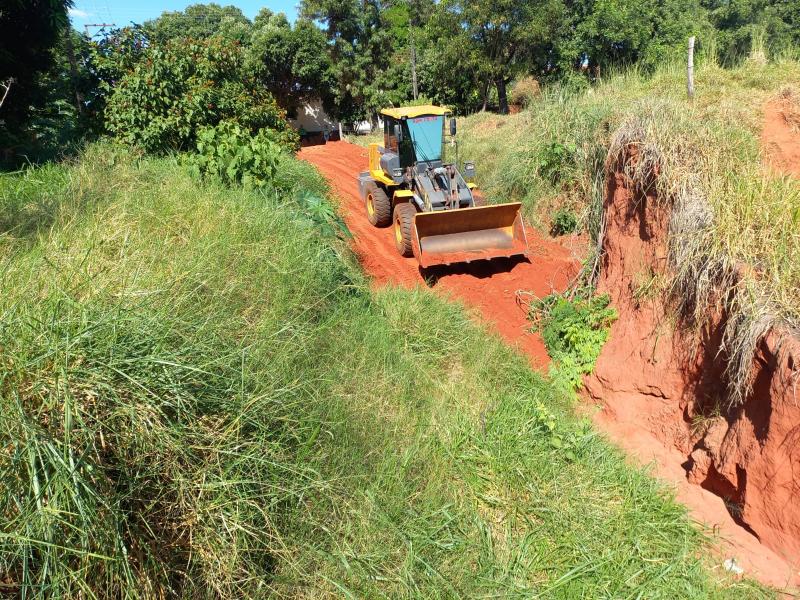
[0,0,74,153]
[104,37,297,154]
[2,1,798,159]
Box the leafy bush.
[187,122,350,238]
[531,293,617,388]
[104,37,298,153]
[510,76,540,107]
[188,120,282,188]
[550,207,579,236]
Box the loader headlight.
[392,168,403,178]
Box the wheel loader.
[357,105,528,269]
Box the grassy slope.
[459,58,800,325]
[0,145,768,597]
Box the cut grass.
[0,144,771,597]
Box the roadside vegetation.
[1,144,770,597]
[2,0,797,596]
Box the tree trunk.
[64,32,84,115]
[480,79,490,112]
[496,77,509,115]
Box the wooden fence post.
[687,36,695,99]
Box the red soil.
[584,167,800,590]
[762,98,800,176]
[298,141,580,369]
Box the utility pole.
[687,36,695,99]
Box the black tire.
[393,202,416,257]
[365,183,391,227]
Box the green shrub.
[531,293,617,388]
[104,37,298,153]
[187,121,350,239]
[550,207,579,236]
[538,141,576,184]
[510,76,540,107]
[188,120,282,188]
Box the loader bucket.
[411,202,528,269]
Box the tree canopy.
[2,0,798,163]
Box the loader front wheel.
[393,202,416,257]
[366,184,392,227]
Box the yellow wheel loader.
[358,105,528,269]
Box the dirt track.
[299,141,581,369]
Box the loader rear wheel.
[366,184,391,227]
[393,202,416,257]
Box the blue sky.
[69,1,299,34]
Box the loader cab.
[380,105,449,169]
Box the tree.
[246,11,334,116]
[557,0,710,76]
[143,3,252,45]
[703,0,799,64]
[0,0,73,137]
[301,0,411,122]
[417,5,486,113]
[437,0,565,113]
[104,37,298,153]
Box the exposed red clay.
[299,141,579,370]
[584,165,800,591]
[762,98,800,176]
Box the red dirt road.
[299,141,580,369]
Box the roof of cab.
[379,105,449,119]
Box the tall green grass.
[0,145,769,596]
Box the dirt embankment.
[762,95,800,176]
[299,141,580,369]
[584,110,800,588]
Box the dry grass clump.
[605,100,799,406]
[776,86,800,131]
[510,76,541,108]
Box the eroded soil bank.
[584,159,800,589]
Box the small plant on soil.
[550,207,579,236]
[530,292,618,389]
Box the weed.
[529,293,618,389]
[550,206,579,236]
